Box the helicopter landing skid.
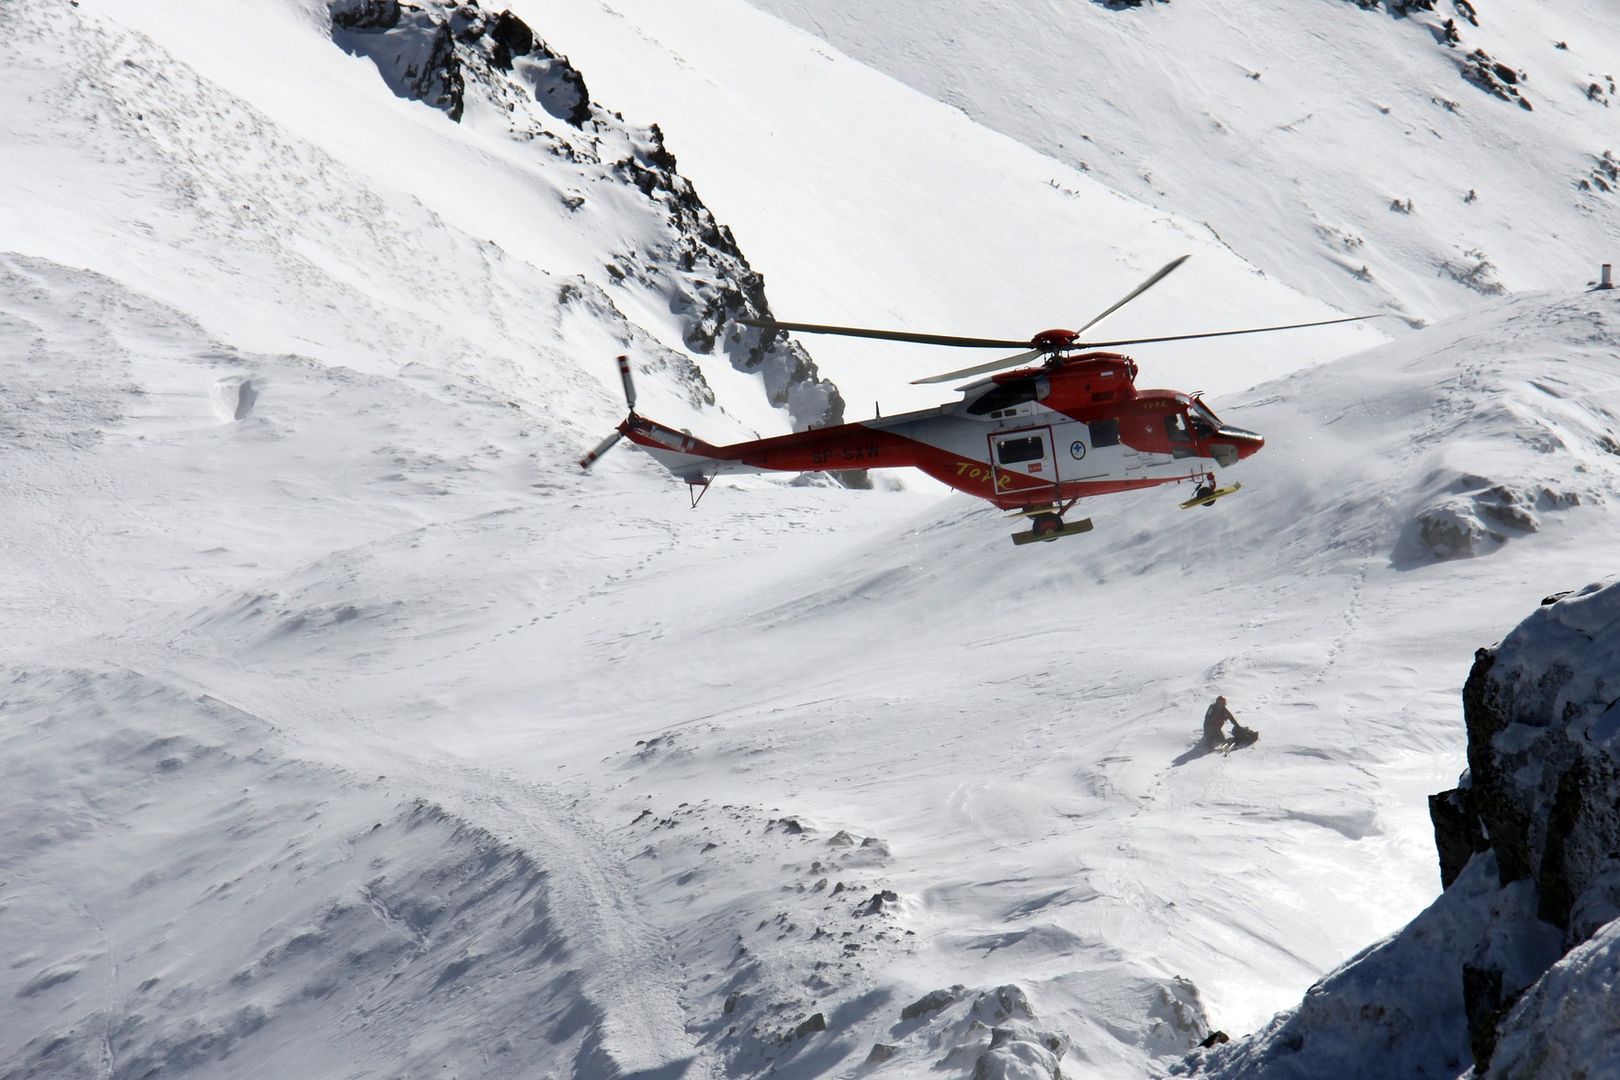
[1011,515,1094,546]
[1179,480,1241,509]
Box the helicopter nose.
[1213,427,1264,462]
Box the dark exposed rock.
[858,889,900,916]
[332,1,464,119]
[1431,581,1620,1071]
[1461,962,1509,1070]
[330,0,400,31]
[901,985,964,1021]
[487,10,533,69]
[1428,787,1488,888]
[787,1012,826,1041]
[1580,150,1619,195]
[866,1042,899,1063]
[1461,47,1533,110]
[1342,1,1538,109]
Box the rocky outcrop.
[1429,581,1620,1071]
[1341,1,1536,111]
[1447,584,1620,942]
[329,0,846,435]
[1411,479,1581,561]
[1181,581,1620,1079]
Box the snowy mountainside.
[734,0,1620,332]
[0,0,834,445]
[515,0,1390,421]
[6,0,1620,1078]
[541,287,1620,1077]
[7,248,1614,1077]
[2,668,620,1080]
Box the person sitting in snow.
[1203,695,1235,747]
[1204,695,1259,748]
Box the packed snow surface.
[4,0,1620,1077]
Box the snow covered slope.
[6,248,1618,1077]
[733,0,1620,330]
[510,0,1390,419]
[5,0,1620,1077]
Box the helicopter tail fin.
[617,414,728,482]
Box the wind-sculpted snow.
[1207,289,1620,568]
[0,668,641,1080]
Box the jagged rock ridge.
[330,0,846,435]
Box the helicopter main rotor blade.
[911,349,1045,385]
[1074,312,1382,350]
[740,317,1027,350]
[1075,253,1191,335]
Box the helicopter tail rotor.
[615,352,637,410]
[578,428,625,470]
[578,355,638,471]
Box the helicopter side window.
[1164,413,1192,443]
[966,377,1045,416]
[996,435,1045,465]
[1089,419,1120,448]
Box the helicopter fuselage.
[617,352,1263,511]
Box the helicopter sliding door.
[988,426,1058,498]
[1052,419,1111,486]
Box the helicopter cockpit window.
[996,435,1045,465]
[966,377,1047,416]
[1189,401,1220,438]
[1164,413,1192,443]
[1089,419,1120,448]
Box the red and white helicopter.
[580,256,1374,544]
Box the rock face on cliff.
[329,0,844,434]
[1180,580,1620,1079]
[1435,580,1620,1072]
